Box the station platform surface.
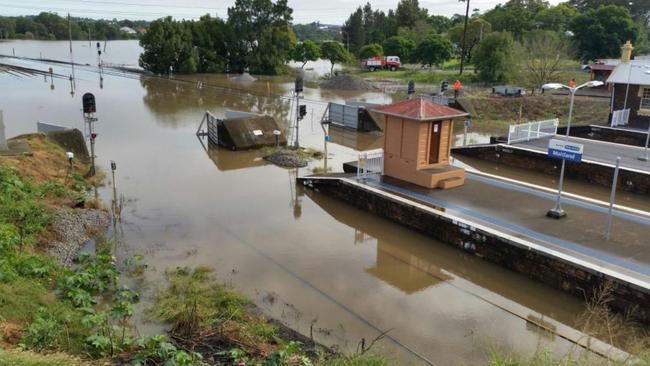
[508,135,650,172]
[348,171,650,285]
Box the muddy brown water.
[0,41,624,365]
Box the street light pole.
[543,80,603,219]
[548,88,575,218]
[458,0,471,75]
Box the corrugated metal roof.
[607,60,650,85]
[372,97,468,121]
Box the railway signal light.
[82,92,96,114]
[298,105,307,120]
[295,77,303,93]
[441,80,449,93]
[407,80,415,95]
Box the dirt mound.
[320,74,376,91]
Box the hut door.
[428,122,441,164]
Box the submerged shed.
[207,114,286,150]
[322,101,382,132]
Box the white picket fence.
[357,148,384,180]
[611,109,630,127]
[507,118,559,144]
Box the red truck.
[363,56,401,71]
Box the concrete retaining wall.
[452,144,650,195]
[300,177,650,323]
[557,125,649,148]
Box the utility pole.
[458,0,471,75]
[68,13,76,88]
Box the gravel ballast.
[47,207,111,266]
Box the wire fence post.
[605,157,621,240]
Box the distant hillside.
[293,22,342,43]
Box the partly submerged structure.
[200,111,286,150]
[321,101,382,132]
[372,97,469,189]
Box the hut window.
[642,88,650,110]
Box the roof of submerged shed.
[372,97,469,122]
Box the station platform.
[301,170,650,299]
[366,172,650,282]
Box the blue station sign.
[548,139,584,162]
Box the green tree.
[570,5,638,61]
[342,7,365,53]
[534,3,577,32]
[447,18,491,64]
[397,19,435,45]
[413,35,453,67]
[483,0,548,37]
[473,31,515,82]
[570,0,649,23]
[429,15,452,34]
[518,30,570,91]
[382,36,416,62]
[189,15,230,73]
[227,0,294,74]
[395,0,428,28]
[291,40,321,68]
[358,43,383,59]
[139,17,186,75]
[320,41,349,76]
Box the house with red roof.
[372,97,469,189]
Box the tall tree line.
[139,0,294,75]
[340,0,649,61]
[0,13,146,40]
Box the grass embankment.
[0,134,117,362]
[460,90,611,135]
[0,135,385,365]
[150,267,389,365]
[347,58,589,88]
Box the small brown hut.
[372,97,468,189]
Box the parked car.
[363,56,401,71]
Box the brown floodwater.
[0,41,621,365]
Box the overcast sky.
[0,0,563,24]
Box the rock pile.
[320,74,376,91]
[263,150,308,168]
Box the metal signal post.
[294,77,304,149]
[82,93,98,176]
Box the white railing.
[507,118,559,144]
[357,148,384,180]
[611,109,630,127]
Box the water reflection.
[304,188,584,324]
[205,144,269,171]
[327,126,383,151]
[140,75,292,129]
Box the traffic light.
[298,105,307,120]
[441,80,449,93]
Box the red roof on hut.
[373,97,468,122]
